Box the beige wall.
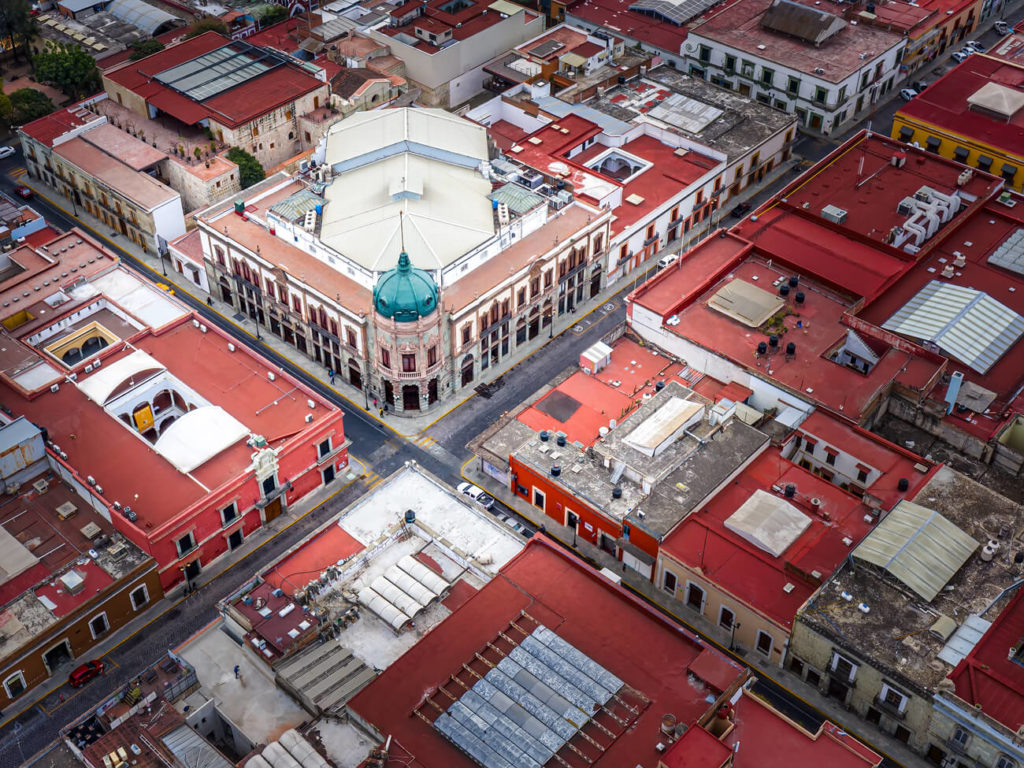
[927,692,1024,768]
[335,80,399,118]
[657,554,789,665]
[161,157,240,213]
[101,74,150,118]
[789,619,934,752]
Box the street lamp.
[729,621,742,652]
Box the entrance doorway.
[402,384,420,411]
[348,361,362,389]
[264,497,283,522]
[427,378,438,405]
[322,465,335,485]
[461,355,474,387]
[184,559,201,583]
[827,677,850,703]
[384,380,395,405]
[44,639,73,672]
[227,529,243,550]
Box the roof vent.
[60,570,86,595]
[821,204,848,224]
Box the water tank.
[612,487,623,499]
[779,283,790,297]
[757,341,768,355]
[655,380,665,391]
[789,275,799,288]
[314,203,323,216]
[786,342,796,356]
[618,74,626,84]
[784,484,796,498]
[551,465,561,477]
[795,291,805,304]
[492,199,499,210]
[897,478,909,492]
[540,430,549,442]
[556,434,567,447]
[404,509,416,524]
[769,334,779,348]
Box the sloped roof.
[853,500,977,602]
[881,280,1024,374]
[723,489,811,558]
[106,0,179,35]
[760,0,846,45]
[153,406,249,473]
[707,279,785,328]
[967,82,1024,119]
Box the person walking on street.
[233,665,240,680]
[327,368,336,385]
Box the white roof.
[78,350,165,405]
[881,281,1024,374]
[88,270,188,329]
[708,279,785,328]
[0,526,39,585]
[624,397,704,457]
[319,109,494,272]
[153,406,249,473]
[724,489,811,558]
[967,82,1024,119]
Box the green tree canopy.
[185,17,228,38]
[0,91,13,132]
[129,38,165,60]
[10,88,55,125]
[0,0,36,64]
[258,4,288,26]
[226,147,265,189]
[34,43,101,100]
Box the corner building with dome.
[195,108,611,415]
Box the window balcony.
[873,694,906,720]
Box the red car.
[13,185,33,200]
[69,659,105,688]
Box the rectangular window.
[532,488,545,511]
[880,683,907,713]
[787,76,800,94]
[402,353,416,372]
[130,584,149,610]
[517,287,526,307]
[857,468,868,483]
[699,44,711,63]
[176,532,196,557]
[427,346,438,367]
[761,67,774,85]
[221,503,238,525]
[318,438,332,458]
[462,324,472,345]
[837,85,847,102]
[89,613,110,639]
[814,86,828,103]
[724,54,736,72]
[719,606,735,630]
[346,328,357,348]
[826,451,836,466]
[262,475,276,495]
[381,349,391,369]
[755,630,773,655]
[4,672,26,698]
[663,570,677,594]
[830,651,857,682]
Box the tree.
[10,88,55,125]
[226,147,265,189]
[0,90,12,132]
[258,4,288,27]
[34,43,101,100]
[0,0,35,65]
[129,38,165,60]
[185,17,228,38]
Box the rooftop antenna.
[399,210,406,253]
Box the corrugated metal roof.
[489,183,545,216]
[759,0,846,44]
[937,613,992,666]
[853,500,977,602]
[270,189,322,222]
[881,280,1024,373]
[162,725,233,768]
[106,0,178,35]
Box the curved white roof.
[78,350,165,405]
[106,0,178,34]
[154,405,249,473]
[319,109,494,272]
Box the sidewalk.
[21,155,796,437]
[461,460,928,768]
[0,459,367,732]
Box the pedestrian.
[233,665,240,680]
[206,296,213,306]
[379,408,384,417]
[383,402,389,413]
[373,397,378,408]
[327,368,336,385]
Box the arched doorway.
[528,307,540,339]
[402,384,420,411]
[348,359,362,389]
[383,380,395,406]
[428,378,438,405]
[461,355,474,387]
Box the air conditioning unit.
[107,541,129,559]
[56,501,78,519]
[33,478,50,494]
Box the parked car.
[13,185,33,200]
[994,21,1011,35]
[69,660,105,688]
[963,40,986,52]
[730,201,752,218]
[0,146,16,160]
[899,88,919,101]
[657,253,678,269]
[912,80,930,91]
[951,50,971,62]
[456,482,495,511]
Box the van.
[657,254,679,269]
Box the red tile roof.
[18,104,103,148]
[896,55,1024,163]
[260,522,363,592]
[948,589,1024,732]
[661,723,731,768]
[347,537,746,767]
[567,0,689,55]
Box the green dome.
[373,252,439,321]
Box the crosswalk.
[10,168,27,179]
[410,433,437,449]
[361,468,384,491]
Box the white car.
[951,50,971,62]
[657,253,679,269]
[899,88,919,101]
[0,146,16,159]
[963,40,986,52]
[457,482,495,510]
[994,21,1011,35]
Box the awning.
[560,53,588,68]
[616,536,655,565]
[977,154,994,170]
[899,126,914,141]
[953,146,969,161]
